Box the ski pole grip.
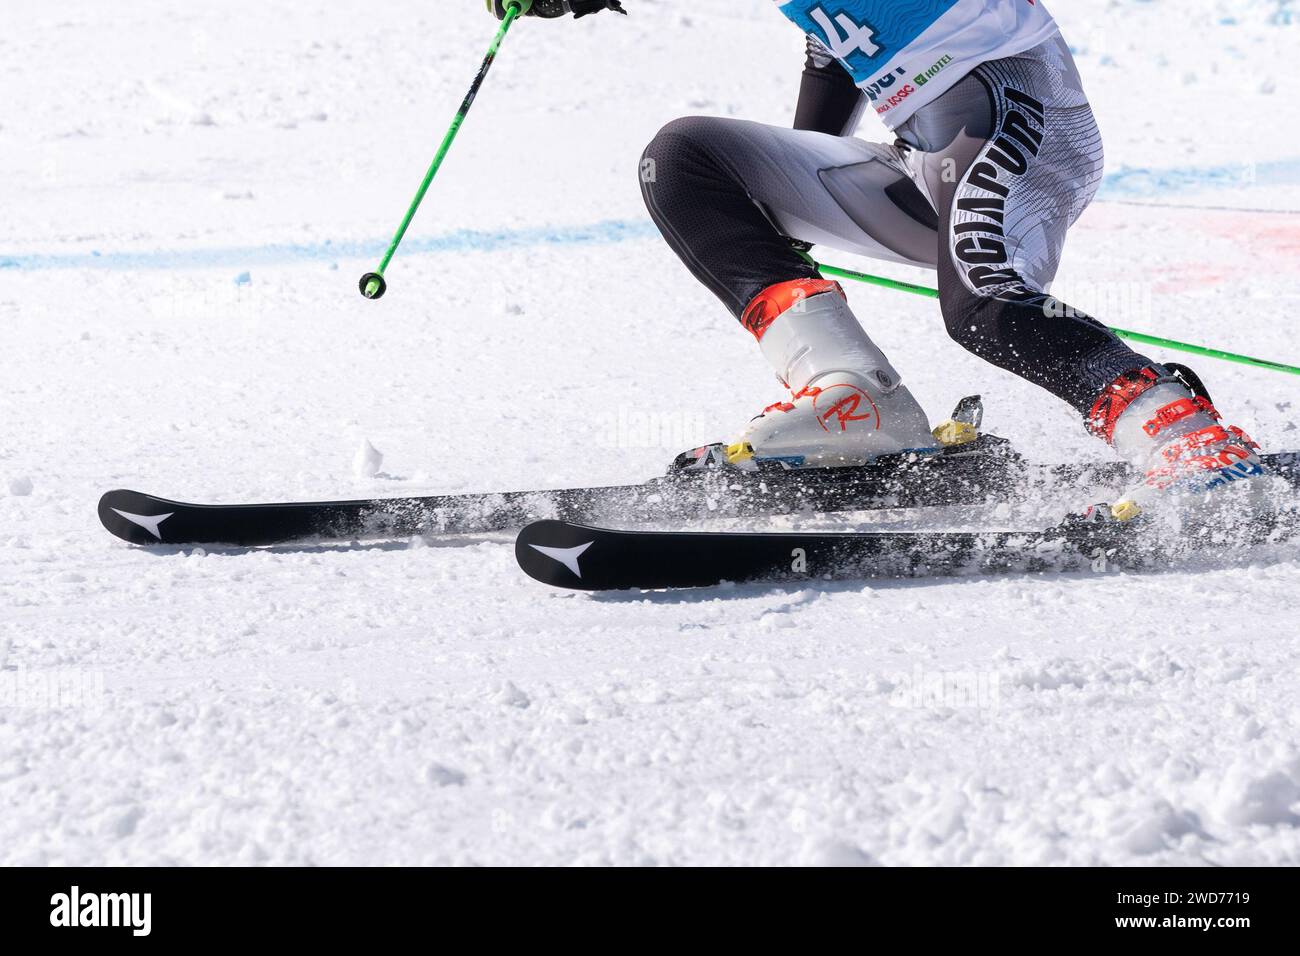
[488,0,534,16]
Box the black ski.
[98,482,653,548]
[93,436,1014,546]
[98,446,1300,548]
[515,512,1300,592]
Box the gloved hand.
[487,1,627,19]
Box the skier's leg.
[905,38,1142,413]
[640,116,938,316]
[912,37,1265,513]
[639,117,942,466]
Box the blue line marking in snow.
[0,219,662,273]
[1097,156,1300,198]
[1,159,1296,273]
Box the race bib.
[777,0,960,82]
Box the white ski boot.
[1088,366,1268,521]
[727,279,943,468]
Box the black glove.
[488,1,627,19]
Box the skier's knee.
[639,116,727,195]
[643,116,720,159]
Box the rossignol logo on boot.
[49,886,152,937]
[953,86,1048,298]
[813,384,880,433]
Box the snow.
[352,439,384,479]
[6,477,34,498]
[2,0,1300,865]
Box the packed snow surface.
[2,0,1300,865]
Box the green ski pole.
[360,0,532,300]
[817,262,941,301]
[1102,327,1300,377]
[815,260,1300,378]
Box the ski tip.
[515,520,605,591]
[98,490,178,546]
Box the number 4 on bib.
[809,6,881,59]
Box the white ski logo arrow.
[529,541,594,578]
[111,508,174,541]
